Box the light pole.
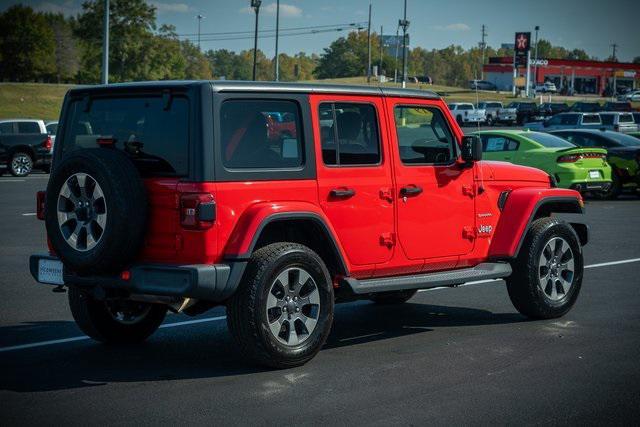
[399,0,409,88]
[533,25,540,85]
[274,0,280,81]
[251,0,262,81]
[197,14,204,50]
[101,0,109,85]
[366,3,371,83]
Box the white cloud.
[239,2,302,17]
[433,23,471,32]
[152,2,192,13]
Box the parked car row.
[471,128,640,199]
[525,112,639,133]
[0,119,57,176]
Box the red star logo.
[517,34,528,50]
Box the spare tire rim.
[57,172,107,252]
[538,236,575,301]
[265,267,321,346]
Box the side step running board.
[343,262,512,295]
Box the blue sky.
[4,0,639,61]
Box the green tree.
[0,5,56,81]
[45,13,80,82]
[314,30,374,79]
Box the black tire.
[486,115,494,126]
[10,151,33,177]
[227,243,334,369]
[369,289,417,304]
[45,148,147,275]
[41,164,51,174]
[506,217,583,319]
[68,287,167,344]
[456,115,464,127]
[600,172,621,200]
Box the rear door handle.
[400,185,423,197]
[329,188,356,198]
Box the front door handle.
[329,188,356,198]
[400,185,423,197]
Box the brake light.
[36,191,46,220]
[42,135,52,151]
[180,193,215,230]
[557,154,580,163]
[96,137,115,146]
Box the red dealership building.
[483,57,640,95]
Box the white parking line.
[22,213,37,216]
[2,257,640,354]
[0,179,25,183]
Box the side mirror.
[461,135,482,162]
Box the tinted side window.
[62,96,189,177]
[221,100,303,170]
[482,136,518,152]
[46,123,58,134]
[0,122,14,134]
[394,106,455,165]
[319,103,381,166]
[17,122,40,133]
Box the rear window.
[487,103,502,108]
[62,96,189,177]
[220,99,303,170]
[526,132,575,148]
[458,104,473,110]
[619,114,634,123]
[582,114,601,124]
[17,122,41,133]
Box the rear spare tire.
[45,148,147,275]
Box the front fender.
[488,188,584,259]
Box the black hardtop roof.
[67,80,440,100]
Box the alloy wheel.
[11,153,32,176]
[538,237,575,301]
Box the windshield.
[458,105,473,110]
[61,96,189,177]
[526,132,575,148]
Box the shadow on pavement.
[0,302,524,392]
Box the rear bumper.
[570,181,612,192]
[29,254,245,302]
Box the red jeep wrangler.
[30,81,588,368]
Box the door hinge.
[462,226,475,240]
[462,185,475,198]
[380,232,395,248]
[379,187,393,203]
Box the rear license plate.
[589,170,600,179]
[38,259,64,285]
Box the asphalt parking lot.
[1,173,639,425]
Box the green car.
[473,130,613,194]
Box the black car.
[569,102,602,113]
[507,102,540,125]
[538,102,569,117]
[0,127,52,177]
[551,129,640,199]
[602,101,633,112]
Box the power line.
[186,25,366,43]
[177,22,367,37]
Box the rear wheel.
[369,289,417,304]
[486,115,494,126]
[10,152,33,177]
[227,243,334,368]
[506,217,583,319]
[68,287,167,344]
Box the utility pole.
[366,3,372,83]
[101,0,109,85]
[274,0,280,81]
[379,25,384,78]
[479,24,487,80]
[251,0,262,81]
[393,25,400,83]
[197,14,204,50]
[533,25,540,85]
[399,0,409,88]
[611,43,618,61]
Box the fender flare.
[224,209,349,276]
[489,191,585,259]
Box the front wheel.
[506,217,583,319]
[227,243,334,368]
[486,115,494,126]
[68,287,167,344]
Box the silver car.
[599,112,638,133]
[525,113,602,132]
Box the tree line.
[1,1,637,87]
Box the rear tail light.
[42,135,52,151]
[96,137,116,146]
[557,152,606,162]
[180,193,215,230]
[36,191,46,220]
